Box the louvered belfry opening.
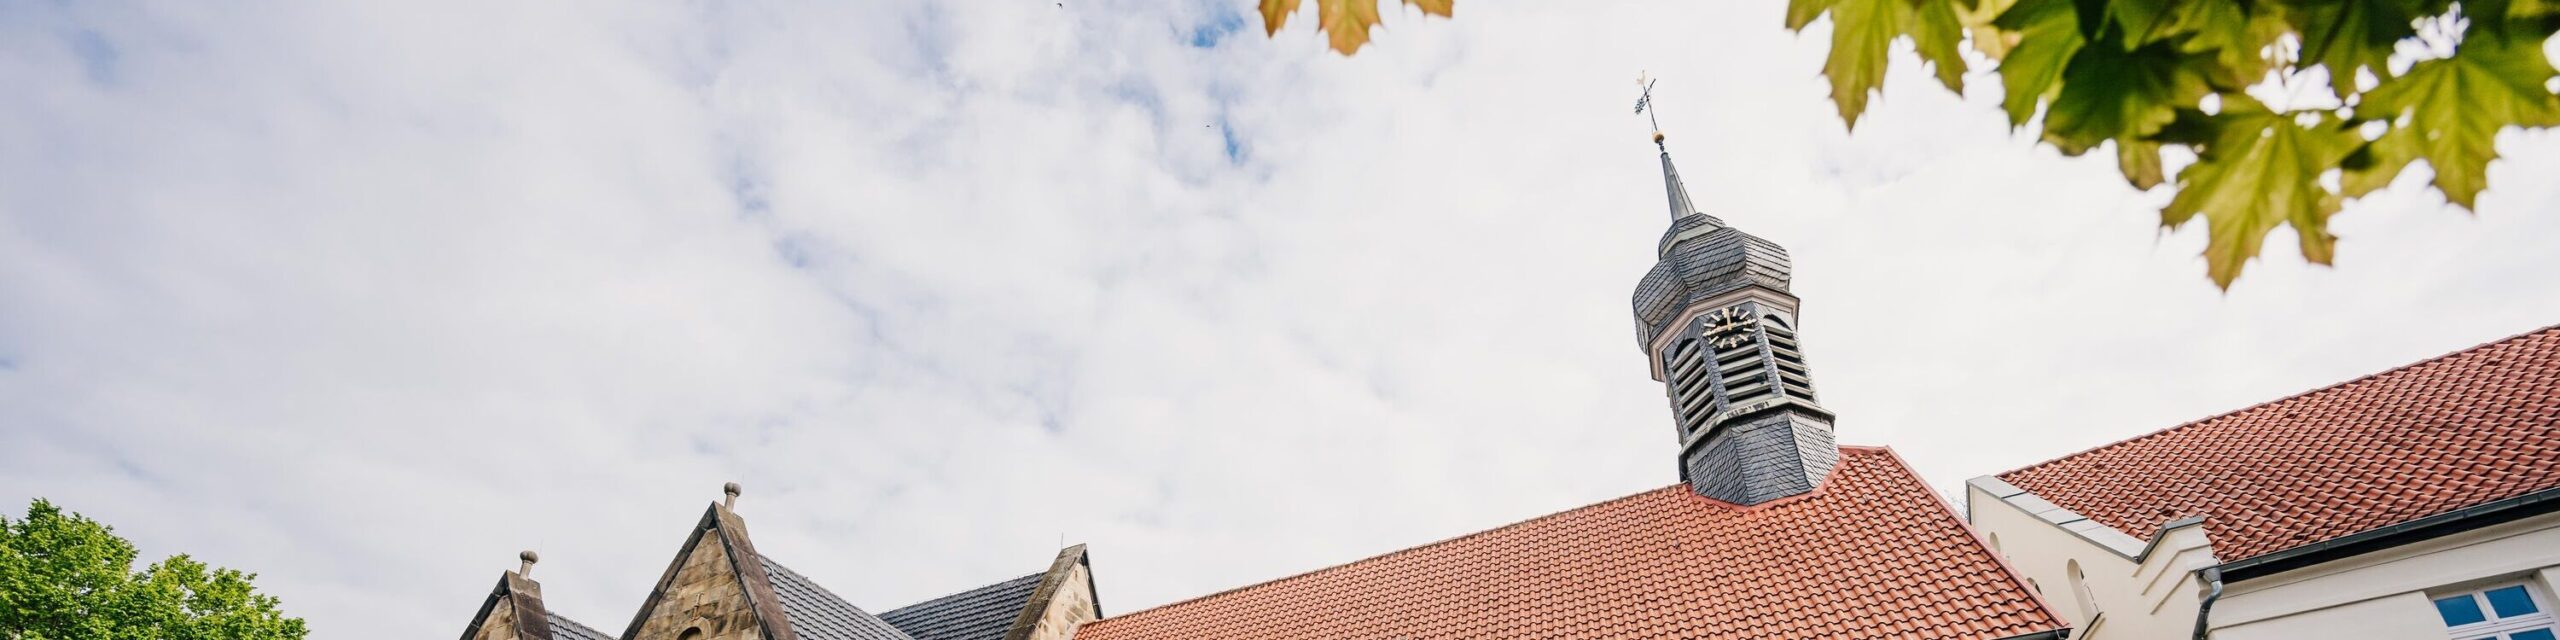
[1632,166,1841,505]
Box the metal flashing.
[1976,479,2153,560]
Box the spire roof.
[1659,142,1699,220]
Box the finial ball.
[1652,131,1666,144]
[519,549,540,565]
[723,481,742,497]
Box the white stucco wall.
[1971,476,2560,640]
[2210,510,2560,640]
[1966,478,2212,640]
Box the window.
[2066,560,2100,621]
[2435,583,2555,640]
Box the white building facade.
[1968,326,2560,640]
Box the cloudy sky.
[5,0,2558,635]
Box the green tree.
[1257,0,2560,289]
[0,499,307,640]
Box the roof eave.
[2219,485,2560,582]
[1994,627,2072,640]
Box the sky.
[4,0,2559,635]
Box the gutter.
[2189,486,2560,638]
[1998,628,2071,640]
[2191,567,2224,640]
[2217,486,2560,582]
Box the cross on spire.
[1634,71,1664,150]
[1637,72,1697,220]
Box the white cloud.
[3,0,2557,635]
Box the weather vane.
[1634,71,1664,149]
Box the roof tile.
[1075,448,2060,640]
[2000,325,2560,562]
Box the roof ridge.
[1998,323,2560,481]
[880,570,1044,616]
[1095,448,1900,626]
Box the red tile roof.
[2000,325,2560,562]
[1076,447,2063,640]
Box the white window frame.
[2436,581,2556,640]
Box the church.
[453,139,2076,640]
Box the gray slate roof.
[876,573,1044,640]
[548,615,613,640]
[761,557,920,640]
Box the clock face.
[1701,304,1758,350]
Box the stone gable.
[633,531,766,640]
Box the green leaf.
[2072,0,2111,37]
[2042,41,2211,155]
[1824,0,1902,129]
[1909,0,1973,91]
[2357,35,2560,208]
[2162,98,2365,288]
[1960,0,2024,58]
[0,500,307,639]
[1789,0,1835,30]
[2286,0,2429,98]
[2118,138,2166,189]
[2108,0,2177,45]
[1994,0,2086,125]
[2164,0,2286,89]
[2342,122,2423,197]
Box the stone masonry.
[472,599,523,640]
[632,531,764,640]
[1020,562,1098,640]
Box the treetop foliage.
[0,499,308,640]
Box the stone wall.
[473,599,522,640]
[632,534,764,640]
[1021,562,1099,640]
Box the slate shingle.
[762,558,920,640]
[548,615,614,640]
[879,573,1044,640]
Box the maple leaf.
[2285,0,2433,99]
[2355,34,2560,209]
[1908,0,1972,91]
[2162,97,2365,288]
[1823,0,1903,129]
[2042,40,2212,156]
[1806,0,1976,127]
[2164,0,2285,89]
[1958,0,2023,59]
[1789,0,1837,30]
[1317,0,1384,55]
[1261,0,1299,35]
[1994,0,2085,126]
[1257,0,1451,55]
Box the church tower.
[1630,138,1838,505]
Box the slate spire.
[1658,137,1700,220]
[1630,138,1838,506]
